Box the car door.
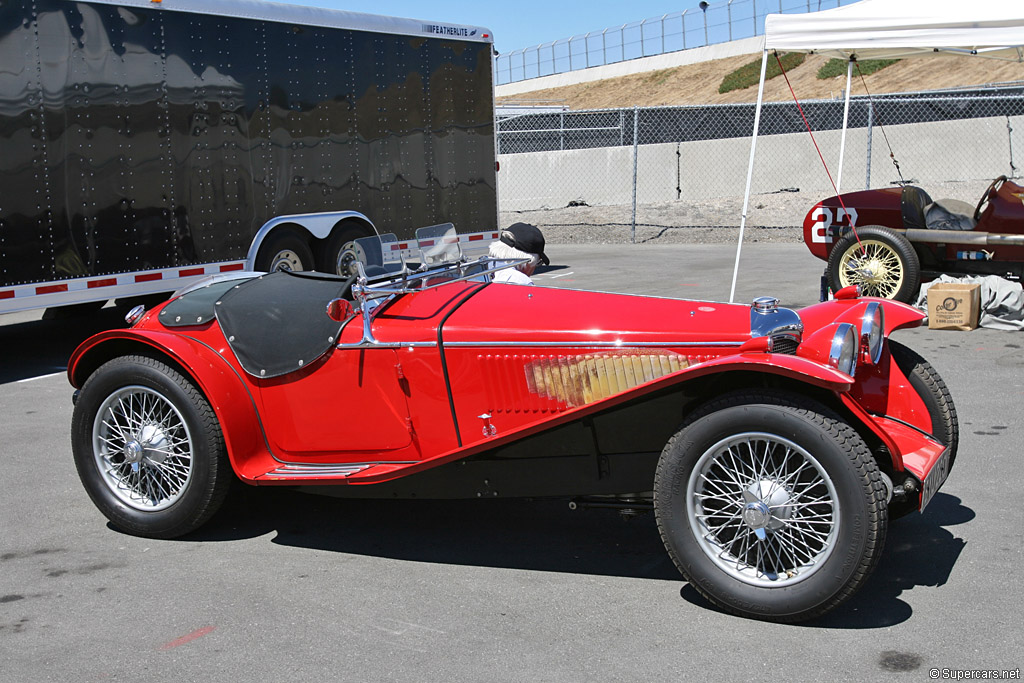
[255,347,414,461]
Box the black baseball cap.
[499,222,549,266]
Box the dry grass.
[497,53,1024,110]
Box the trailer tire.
[255,230,314,273]
[318,222,371,276]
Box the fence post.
[865,102,874,189]
[752,0,758,35]
[602,28,607,65]
[560,111,565,151]
[631,107,639,244]
[682,10,688,50]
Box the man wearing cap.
[489,222,550,285]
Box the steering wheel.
[975,175,1008,222]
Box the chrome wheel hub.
[687,432,840,587]
[92,386,194,511]
[270,250,302,272]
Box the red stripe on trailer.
[37,284,68,294]
[0,290,13,300]
[135,273,162,283]
[419,239,435,247]
[220,263,244,272]
[87,278,117,289]
[179,268,205,277]
[467,234,484,241]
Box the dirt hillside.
[497,53,1024,109]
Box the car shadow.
[184,487,970,603]
[679,492,972,627]
[0,306,132,384]
[186,488,680,581]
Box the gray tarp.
[915,275,1024,331]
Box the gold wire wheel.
[836,239,905,298]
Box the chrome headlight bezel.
[860,302,885,365]
[828,322,858,377]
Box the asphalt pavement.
[1,243,1021,682]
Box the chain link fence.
[496,86,1024,242]
[495,0,857,85]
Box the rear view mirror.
[326,298,354,322]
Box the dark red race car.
[804,175,1024,303]
[68,230,957,622]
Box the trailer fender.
[69,331,277,482]
[245,210,376,271]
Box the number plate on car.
[919,445,951,512]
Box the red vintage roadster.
[68,231,957,622]
[804,175,1024,303]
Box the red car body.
[67,252,956,622]
[804,176,1024,302]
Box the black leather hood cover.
[216,270,353,379]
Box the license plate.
[919,446,951,512]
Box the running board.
[262,463,373,480]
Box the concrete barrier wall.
[498,116,1020,211]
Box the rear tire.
[71,355,231,538]
[654,390,887,622]
[827,226,920,303]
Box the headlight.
[860,302,884,365]
[828,323,858,377]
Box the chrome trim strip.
[266,464,374,479]
[335,341,439,349]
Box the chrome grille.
[771,336,799,355]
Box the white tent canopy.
[765,0,1024,61]
[730,0,1024,302]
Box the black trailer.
[0,0,497,313]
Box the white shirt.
[492,265,534,286]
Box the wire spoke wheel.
[837,239,904,298]
[688,432,839,587]
[826,225,920,304]
[92,386,194,511]
[654,391,887,621]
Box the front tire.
[71,355,231,538]
[654,391,887,622]
[255,230,314,273]
[827,226,920,303]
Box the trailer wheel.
[827,226,920,303]
[654,391,887,622]
[255,230,314,273]
[318,222,372,276]
[71,355,232,539]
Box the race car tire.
[887,340,959,519]
[71,355,232,539]
[317,221,372,276]
[654,390,888,622]
[827,225,920,304]
[255,229,315,273]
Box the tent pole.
[729,48,769,304]
[836,57,853,196]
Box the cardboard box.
[927,283,981,330]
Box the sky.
[269,0,702,55]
